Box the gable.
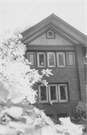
[29,30,73,46]
[22,14,87,47]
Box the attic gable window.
[46,30,55,39]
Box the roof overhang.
[21,14,87,47]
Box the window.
[27,52,35,65]
[49,84,58,102]
[58,84,68,102]
[39,83,68,103]
[57,113,67,118]
[37,52,46,67]
[46,114,54,119]
[67,52,75,66]
[57,52,65,67]
[39,85,48,103]
[47,52,56,67]
[47,30,55,39]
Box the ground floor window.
[49,84,58,102]
[39,85,48,103]
[39,83,68,103]
[58,84,68,102]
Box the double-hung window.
[27,52,35,66]
[37,52,46,67]
[58,84,68,102]
[49,84,58,102]
[47,52,56,67]
[39,85,48,103]
[57,52,65,67]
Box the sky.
[1,0,87,36]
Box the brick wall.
[34,46,86,118]
[35,67,80,118]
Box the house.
[21,14,87,120]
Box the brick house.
[22,14,87,120]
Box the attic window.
[47,30,55,39]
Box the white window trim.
[27,52,35,65]
[47,52,56,67]
[37,52,46,67]
[58,84,68,103]
[57,52,65,67]
[47,30,55,38]
[39,85,48,103]
[67,52,75,66]
[49,84,58,103]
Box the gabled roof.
[22,13,87,47]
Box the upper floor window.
[46,30,55,39]
[57,52,65,67]
[27,52,35,65]
[47,52,56,67]
[37,52,46,67]
[27,51,75,68]
[58,84,68,102]
[67,52,75,66]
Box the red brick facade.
[22,14,86,120]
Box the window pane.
[58,53,65,66]
[48,53,55,67]
[40,86,47,101]
[50,85,56,100]
[60,85,67,100]
[68,53,74,66]
[38,54,45,66]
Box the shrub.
[71,101,87,133]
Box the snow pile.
[0,101,84,135]
[55,117,84,135]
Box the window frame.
[58,84,68,103]
[67,52,75,66]
[57,52,65,67]
[46,30,55,39]
[39,85,48,103]
[49,84,58,103]
[37,52,46,67]
[47,52,56,67]
[27,52,35,66]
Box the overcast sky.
[1,0,87,36]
